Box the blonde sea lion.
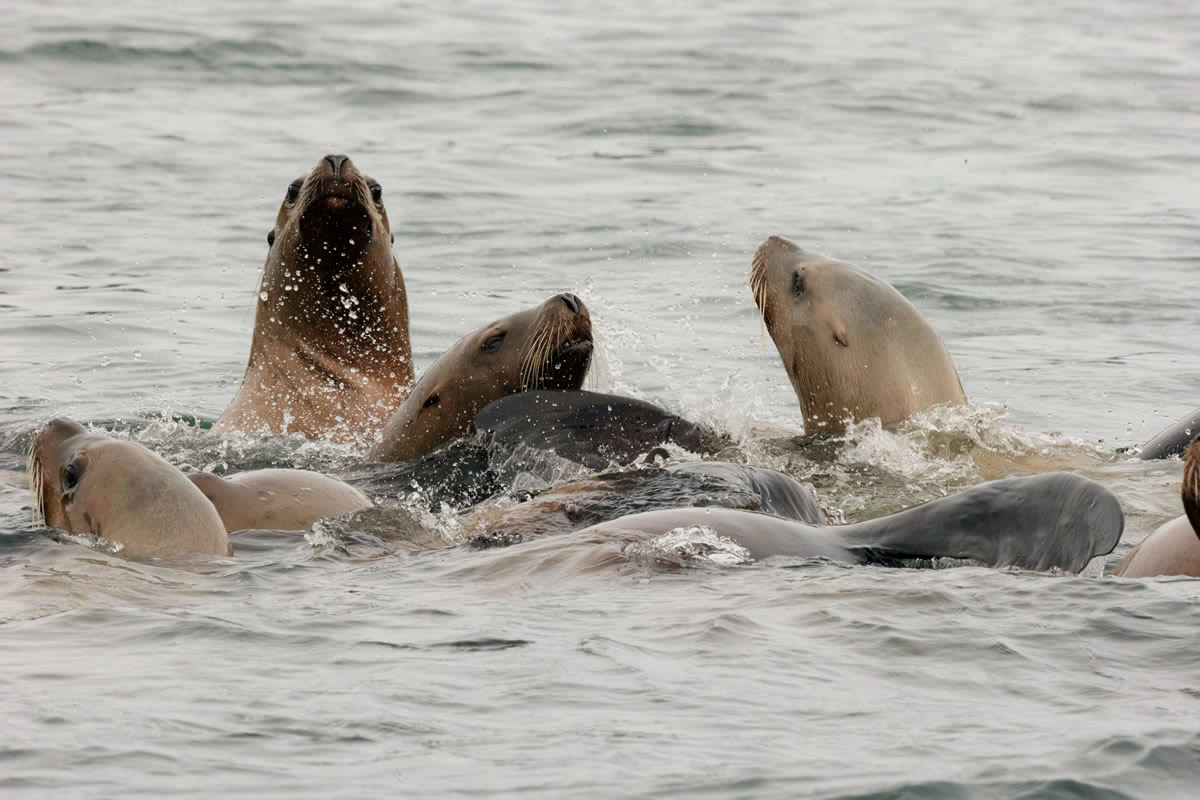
[1116,435,1200,577]
[217,154,413,443]
[188,469,373,533]
[367,293,592,463]
[27,419,231,558]
[750,235,966,434]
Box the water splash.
[625,525,753,567]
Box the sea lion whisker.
[27,442,45,528]
[520,328,548,388]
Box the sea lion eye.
[792,273,805,296]
[63,463,80,490]
[422,394,440,409]
[482,334,505,353]
[286,182,302,205]
[370,183,383,204]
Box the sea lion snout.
[557,293,583,315]
[323,153,351,177]
[43,417,87,440]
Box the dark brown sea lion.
[27,419,232,558]
[188,469,373,534]
[1116,435,1200,577]
[367,293,592,463]
[750,235,966,434]
[217,154,413,443]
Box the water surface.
[2,1,1199,797]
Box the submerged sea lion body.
[466,472,1123,578]
[1117,436,1200,577]
[464,461,831,546]
[750,236,966,434]
[27,419,231,558]
[217,154,412,442]
[367,293,592,463]
[188,469,372,533]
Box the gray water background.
[1,1,1199,797]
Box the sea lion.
[188,469,373,533]
[217,154,413,443]
[1137,407,1200,460]
[1116,435,1200,577]
[367,293,593,463]
[475,390,730,470]
[463,461,832,547]
[26,419,232,558]
[463,472,1122,578]
[750,235,966,434]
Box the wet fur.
[367,295,592,463]
[751,236,966,433]
[216,154,412,443]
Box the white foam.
[626,525,753,567]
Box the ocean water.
[2,1,1199,797]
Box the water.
[2,1,1199,797]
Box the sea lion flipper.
[1138,407,1200,460]
[836,472,1124,573]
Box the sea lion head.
[266,153,392,254]
[370,293,594,462]
[749,235,965,432]
[27,419,231,558]
[260,153,403,326]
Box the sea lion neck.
[251,231,410,371]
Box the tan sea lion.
[1116,435,1200,578]
[750,236,966,434]
[217,154,413,443]
[27,419,232,558]
[367,293,593,463]
[188,469,373,533]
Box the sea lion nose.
[46,417,85,435]
[323,154,350,177]
[557,293,582,315]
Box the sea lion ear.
[267,229,276,246]
[391,233,394,243]
[833,326,849,348]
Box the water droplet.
[260,291,268,301]
[339,283,349,293]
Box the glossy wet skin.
[749,235,966,432]
[216,154,413,442]
[368,293,593,462]
[188,469,372,533]
[28,419,231,558]
[1117,435,1200,578]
